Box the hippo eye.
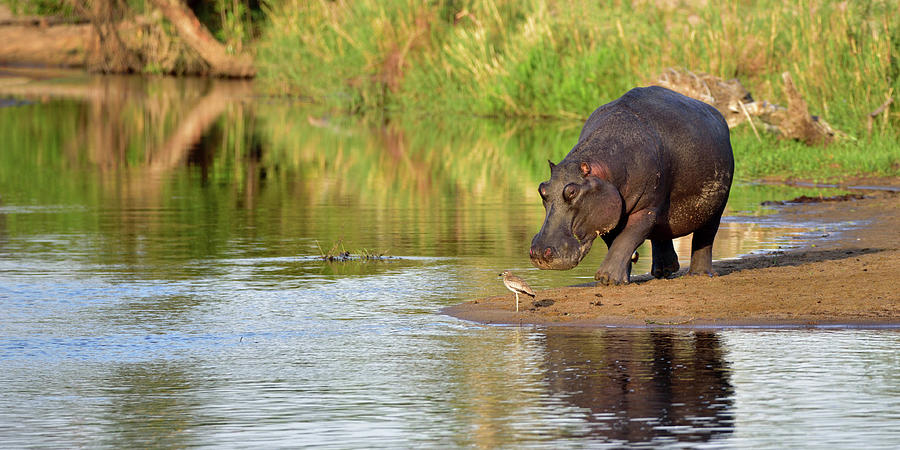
[538,183,548,200]
[563,183,579,202]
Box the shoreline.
[442,183,900,328]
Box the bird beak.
[497,273,503,277]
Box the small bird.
[499,270,536,312]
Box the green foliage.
[256,0,432,110]
[731,128,900,181]
[208,0,263,52]
[257,0,900,136]
[0,0,75,17]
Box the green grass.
[731,128,900,181]
[0,0,75,18]
[315,239,392,261]
[257,0,899,134]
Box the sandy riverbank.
[443,180,900,328]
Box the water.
[1,73,898,448]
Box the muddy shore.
[443,180,900,328]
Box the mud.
[444,181,900,328]
[761,193,867,206]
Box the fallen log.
[653,68,842,145]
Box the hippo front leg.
[595,209,658,285]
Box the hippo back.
[573,86,734,237]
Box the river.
[1,73,898,448]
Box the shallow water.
[1,74,897,447]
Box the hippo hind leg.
[651,238,680,278]
[688,212,724,277]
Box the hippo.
[530,86,734,285]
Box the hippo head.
[530,160,623,270]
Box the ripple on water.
[2,94,897,447]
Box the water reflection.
[99,362,203,448]
[443,328,735,447]
[450,328,900,448]
[540,330,733,445]
[5,72,897,448]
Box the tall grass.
[256,0,433,111]
[257,0,899,136]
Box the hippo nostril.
[544,247,553,260]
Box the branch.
[147,0,255,78]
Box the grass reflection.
[0,74,850,280]
[0,73,849,211]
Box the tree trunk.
[70,0,141,73]
[147,0,255,78]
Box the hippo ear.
[547,160,556,171]
[579,161,610,180]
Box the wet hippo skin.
[530,86,734,285]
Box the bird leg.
[515,292,519,312]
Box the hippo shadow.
[571,247,885,287]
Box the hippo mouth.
[530,217,598,270]
[530,239,593,270]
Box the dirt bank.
[443,181,900,328]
